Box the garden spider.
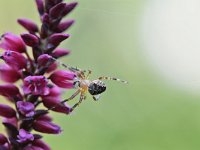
[50,58,128,112]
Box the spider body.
[49,58,127,112]
[58,69,127,111]
[88,80,106,95]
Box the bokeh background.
[1,0,200,150]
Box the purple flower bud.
[45,0,63,12]
[0,104,16,118]
[17,101,35,117]
[48,33,70,46]
[50,70,76,88]
[0,32,26,53]
[0,64,21,83]
[21,33,39,47]
[33,140,51,150]
[2,117,18,128]
[35,0,44,15]
[37,115,52,122]
[49,3,66,19]
[33,120,61,134]
[40,14,50,38]
[46,85,61,97]
[23,76,49,96]
[42,96,71,114]
[42,86,71,114]
[46,62,58,73]
[1,50,27,70]
[55,20,75,32]
[51,48,70,58]
[0,84,20,99]
[37,54,53,68]
[41,13,50,25]
[62,2,78,17]
[18,19,39,33]
[17,129,34,143]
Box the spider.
[49,58,128,112]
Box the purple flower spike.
[33,120,62,134]
[48,33,70,46]
[49,3,66,19]
[56,19,75,32]
[17,129,34,143]
[0,64,21,83]
[2,50,27,70]
[0,0,79,149]
[50,70,76,88]
[21,33,39,47]
[0,104,16,118]
[17,101,35,117]
[0,32,26,53]
[51,48,70,58]
[23,76,49,96]
[18,18,39,33]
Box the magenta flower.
[17,129,34,143]
[0,32,26,53]
[1,50,27,70]
[0,64,21,83]
[0,0,79,149]
[50,70,76,88]
[17,101,35,117]
[23,76,49,95]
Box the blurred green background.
[1,0,200,150]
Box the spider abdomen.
[88,80,106,95]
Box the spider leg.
[51,57,82,72]
[98,76,128,84]
[70,93,86,112]
[86,70,92,79]
[48,89,80,111]
[61,89,81,104]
